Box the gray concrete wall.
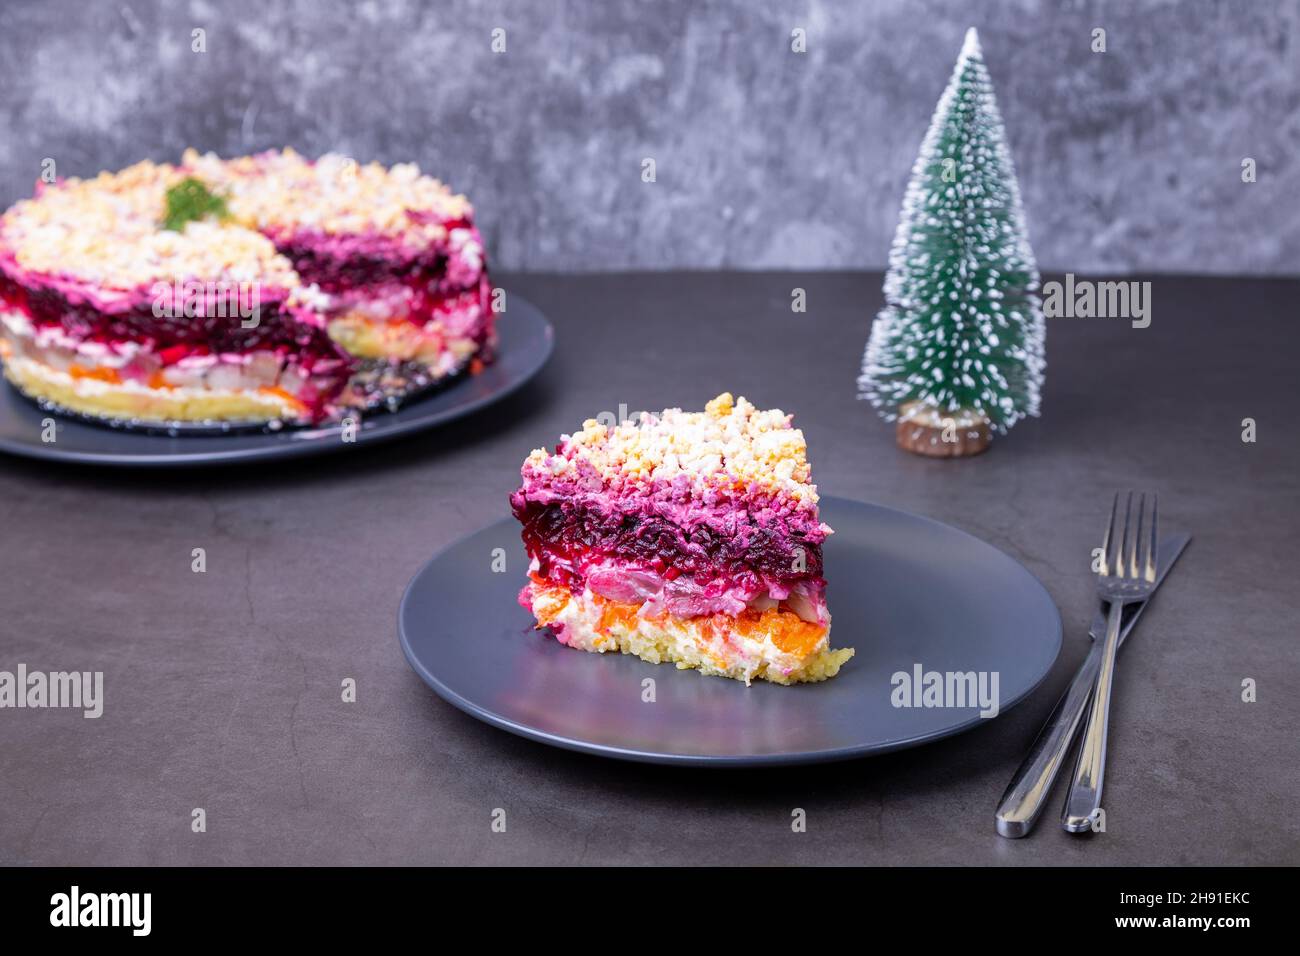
[0,0,1295,274]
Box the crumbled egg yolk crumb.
[0,149,473,289]
[183,148,472,241]
[524,393,818,503]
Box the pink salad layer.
[510,467,830,623]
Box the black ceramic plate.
[0,294,553,467]
[399,496,1062,766]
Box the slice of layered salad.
[510,393,854,685]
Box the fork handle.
[1062,600,1124,831]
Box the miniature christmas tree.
[858,28,1044,458]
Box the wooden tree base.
[895,402,991,458]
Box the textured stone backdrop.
[0,0,1296,274]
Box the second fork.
[1062,491,1159,833]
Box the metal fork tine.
[1146,494,1158,582]
[1101,492,1120,576]
[1121,491,1134,579]
[1133,493,1146,580]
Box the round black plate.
[0,294,553,466]
[399,496,1062,767]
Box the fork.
[1062,491,1158,833]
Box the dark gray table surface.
[1,271,1296,866]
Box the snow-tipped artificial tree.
[858,27,1044,458]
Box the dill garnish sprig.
[161,177,230,231]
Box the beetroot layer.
[270,220,473,291]
[271,224,496,350]
[0,270,344,364]
[0,264,352,420]
[510,495,826,598]
[517,452,824,531]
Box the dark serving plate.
[399,496,1062,766]
[0,294,553,467]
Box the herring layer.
[522,580,850,685]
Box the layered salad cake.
[510,393,854,685]
[0,149,494,426]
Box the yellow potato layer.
[2,354,301,424]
